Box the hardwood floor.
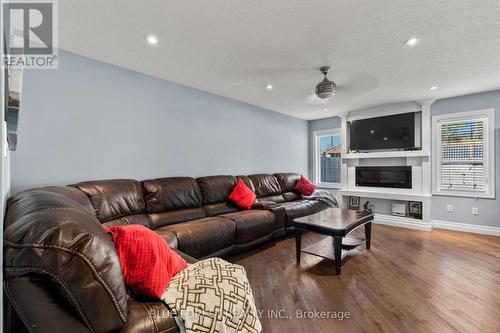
[232,225,500,333]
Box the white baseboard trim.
[373,214,432,232]
[373,214,500,236]
[432,219,500,237]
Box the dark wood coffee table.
[293,208,374,275]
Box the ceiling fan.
[315,66,337,99]
[240,62,378,107]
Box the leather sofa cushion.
[220,210,275,244]
[273,173,302,202]
[236,175,256,192]
[256,194,285,203]
[197,175,236,203]
[274,173,300,192]
[148,207,206,229]
[142,177,203,212]
[197,175,239,216]
[142,177,206,228]
[155,217,236,259]
[73,179,146,223]
[42,186,96,215]
[275,200,329,226]
[203,201,239,217]
[155,229,179,250]
[248,174,282,199]
[282,191,302,202]
[103,213,151,228]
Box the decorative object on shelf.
[409,201,422,219]
[349,196,360,209]
[363,200,373,214]
[315,66,337,99]
[391,203,407,217]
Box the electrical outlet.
[446,204,453,213]
[472,207,479,215]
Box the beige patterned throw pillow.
[162,258,262,333]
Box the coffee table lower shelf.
[300,236,366,262]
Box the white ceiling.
[59,0,500,120]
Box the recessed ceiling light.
[404,38,419,46]
[321,106,328,111]
[265,84,273,90]
[430,86,438,90]
[146,35,158,45]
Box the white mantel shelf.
[338,189,431,202]
[342,150,430,159]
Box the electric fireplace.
[355,166,412,189]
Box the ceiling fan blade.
[331,71,379,94]
[304,92,328,105]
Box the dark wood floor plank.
[233,225,500,333]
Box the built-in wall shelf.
[333,101,435,231]
[342,150,430,159]
[338,189,431,202]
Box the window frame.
[312,128,342,189]
[432,108,495,199]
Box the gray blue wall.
[11,51,308,192]
[431,90,499,227]
[306,90,500,227]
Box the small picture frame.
[409,201,422,219]
[349,196,360,209]
[409,201,422,214]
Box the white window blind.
[439,118,485,192]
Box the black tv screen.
[349,112,415,151]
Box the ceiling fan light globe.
[315,79,337,99]
[316,91,334,99]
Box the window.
[432,109,495,198]
[313,129,342,188]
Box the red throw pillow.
[294,175,316,196]
[103,224,188,299]
[228,178,256,210]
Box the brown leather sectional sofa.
[3,173,329,333]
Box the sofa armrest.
[4,189,129,332]
[251,202,286,233]
[252,201,276,209]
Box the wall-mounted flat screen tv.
[349,112,415,151]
